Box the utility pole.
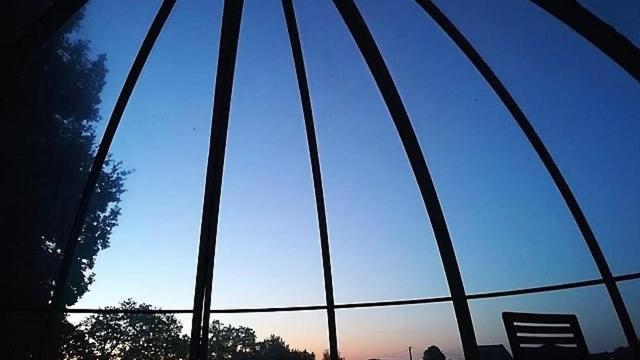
[409,346,413,360]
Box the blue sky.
[64,0,639,358]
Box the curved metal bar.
[2,0,88,99]
[189,1,244,359]
[331,1,479,358]
[37,1,177,358]
[12,270,640,315]
[414,0,639,356]
[530,0,640,82]
[281,1,340,360]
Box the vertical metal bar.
[530,0,640,82]
[414,1,639,357]
[330,1,479,359]
[38,0,177,358]
[2,0,88,99]
[281,1,340,360]
[189,1,244,359]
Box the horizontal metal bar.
[210,304,327,314]
[613,272,640,282]
[468,271,640,300]
[466,278,604,300]
[334,296,452,310]
[7,272,639,315]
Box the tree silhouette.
[422,345,446,360]
[1,7,128,358]
[208,319,257,360]
[56,300,318,360]
[62,299,189,359]
[249,335,315,360]
[322,350,345,360]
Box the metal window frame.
[12,0,640,359]
[14,272,640,314]
[530,0,640,82]
[414,0,639,357]
[37,1,177,358]
[330,0,479,358]
[281,1,340,360]
[189,1,244,359]
[1,0,89,99]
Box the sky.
[55,0,640,359]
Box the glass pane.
[209,311,328,360]
[336,303,463,360]
[470,286,629,358]
[211,0,325,309]
[66,0,221,309]
[295,0,449,303]
[578,0,640,46]
[436,0,640,276]
[354,1,599,294]
[620,279,640,337]
[63,306,191,359]
[2,1,161,357]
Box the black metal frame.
[37,1,177,358]
[281,1,340,360]
[414,1,639,357]
[1,0,89,99]
[189,1,244,359]
[530,0,640,82]
[9,1,640,359]
[16,272,640,314]
[330,0,479,358]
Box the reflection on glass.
[296,0,449,303]
[210,311,328,360]
[336,304,463,360]
[619,280,640,333]
[470,286,630,358]
[68,0,221,309]
[63,302,191,359]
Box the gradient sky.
[60,0,639,359]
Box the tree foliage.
[249,335,315,360]
[322,350,345,360]
[422,345,446,360]
[1,7,128,358]
[62,300,189,360]
[58,300,317,360]
[208,320,256,360]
